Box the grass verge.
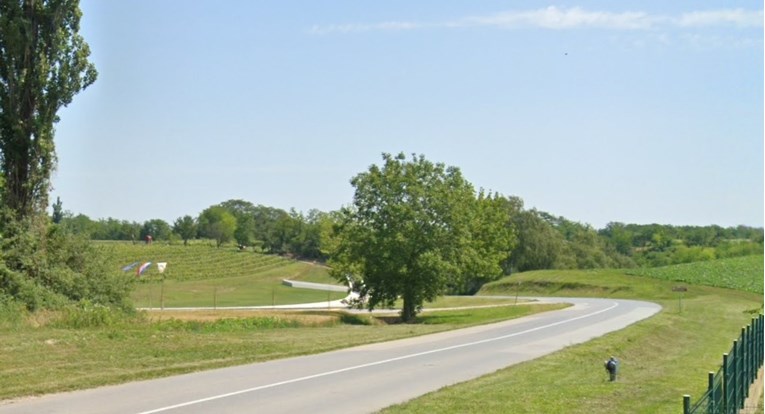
[380,268,763,414]
[0,300,563,400]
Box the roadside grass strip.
[0,301,563,399]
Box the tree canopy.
[0,0,97,219]
[332,153,513,322]
[197,206,237,247]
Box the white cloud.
[463,7,660,30]
[309,6,763,34]
[676,9,764,28]
[309,21,423,35]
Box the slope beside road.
[0,297,660,414]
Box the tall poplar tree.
[0,0,97,220]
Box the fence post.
[754,315,763,369]
[743,326,750,397]
[755,315,765,369]
[748,323,753,386]
[733,341,739,413]
[740,334,746,410]
[707,371,715,414]
[683,395,691,414]
[723,352,729,413]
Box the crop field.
[626,254,764,294]
[97,242,297,281]
[94,242,347,307]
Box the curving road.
[0,297,660,414]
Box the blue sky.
[52,1,763,228]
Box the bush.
[0,294,26,328]
[53,300,125,328]
[0,213,135,312]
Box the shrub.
[53,300,124,328]
[0,212,135,311]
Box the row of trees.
[57,201,335,260]
[55,199,764,273]
[57,197,763,273]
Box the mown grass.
[380,262,764,414]
[0,299,563,399]
[132,262,347,308]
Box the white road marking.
[137,301,618,414]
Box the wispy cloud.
[309,6,763,35]
[677,9,763,28]
[462,7,661,30]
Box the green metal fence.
[683,314,764,414]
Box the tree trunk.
[401,292,416,323]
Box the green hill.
[626,255,764,294]
[97,242,294,281]
[94,242,345,307]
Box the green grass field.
[0,299,564,399]
[0,250,762,412]
[381,260,764,414]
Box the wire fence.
[683,314,764,414]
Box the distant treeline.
[56,197,763,270]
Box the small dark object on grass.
[604,356,618,381]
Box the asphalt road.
[0,297,660,414]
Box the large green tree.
[0,0,97,219]
[172,215,197,245]
[333,153,511,322]
[197,206,236,247]
[139,219,171,241]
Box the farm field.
[626,254,764,294]
[94,242,347,307]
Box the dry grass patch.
[144,309,338,325]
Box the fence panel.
[684,315,764,414]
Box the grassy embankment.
[382,255,763,414]
[0,243,564,400]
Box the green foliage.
[0,294,25,328]
[51,197,64,224]
[0,0,97,219]
[508,207,567,272]
[53,300,128,329]
[172,215,197,245]
[60,215,143,241]
[333,153,512,322]
[626,255,764,294]
[599,222,763,267]
[0,213,134,311]
[197,206,237,247]
[140,219,172,241]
